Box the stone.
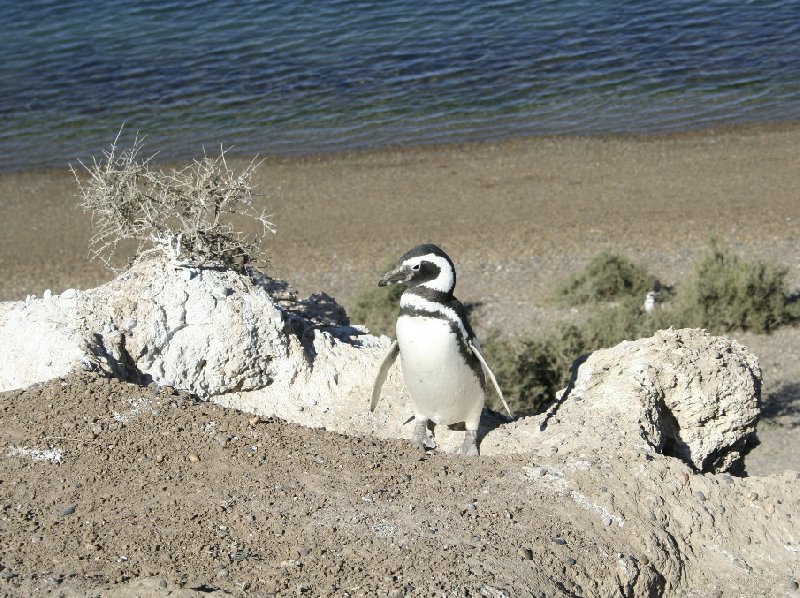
[0,260,762,474]
[479,328,761,473]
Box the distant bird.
[370,244,511,455]
[643,291,658,313]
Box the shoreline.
[4,118,800,177]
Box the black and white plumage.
[370,244,511,455]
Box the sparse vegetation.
[554,250,661,305]
[481,327,586,416]
[72,132,273,272]
[672,241,793,333]
[483,298,669,415]
[348,268,403,337]
[353,243,797,417]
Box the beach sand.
[1,124,798,459]
[2,124,799,307]
[1,126,798,595]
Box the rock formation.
[0,259,761,473]
[0,260,797,596]
[480,328,761,474]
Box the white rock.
[0,259,762,472]
[480,328,760,473]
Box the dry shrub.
[673,241,793,333]
[72,132,273,272]
[554,251,661,305]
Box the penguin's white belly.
[396,315,484,427]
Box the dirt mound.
[2,373,798,597]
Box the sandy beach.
[2,124,798,459]
[1,126,799,595]
[2,124,799,308]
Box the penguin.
[643,291,657,313]
[370,244,512,456]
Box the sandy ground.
[1,125,799,595]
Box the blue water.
[2,0,800,172]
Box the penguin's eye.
[412,264,420,271]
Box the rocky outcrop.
[478,328,761,474]
[0,260,405,434]
[0,261,762,475]
[0,261,796,596]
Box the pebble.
[564,557,576,566]
[248,416,261,426]
[298,547,311,557]
[187,453,201,463]
[601,516,613,526]
[517,548,533,560]
[785,579,799,591]
[552,537,567,545]
[214,433,230,446]
[747,491,759,501]
[694,491,707,502]
[59,505,76,517]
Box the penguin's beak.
[378,265,413,287]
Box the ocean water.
[1,0,799,172]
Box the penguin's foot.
[411,419,436,451]
[453,430,479,456]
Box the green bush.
[349,280,403,337]
[554,251,660,305]
[484,299,669,416]
[482,326,587,416]
[671,242,793,333]
[350,243,797,417]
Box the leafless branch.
[71,132,274,272]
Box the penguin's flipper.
[469,340,513,418]
[370,340,399,412]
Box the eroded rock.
[0,261,763,475]
[481,329,761,474]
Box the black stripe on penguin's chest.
[398,303,485,390]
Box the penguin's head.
[378,243,456,294]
